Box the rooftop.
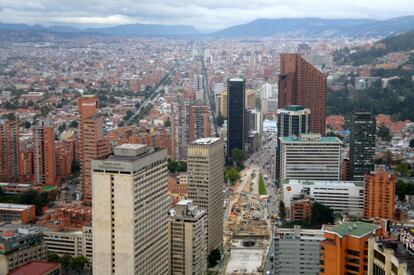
[8,261,60,275]
[283,179,364,187]
[281,135,341,144]
[0,203,33,211]
[229,77,244,82]
[327,222,378,238]
[192,137,220,145]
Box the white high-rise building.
[168,199,207,275]
[279,133,342,181]
[92,144,169,275]
[188,138,224,253]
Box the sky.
[1,0,414,32]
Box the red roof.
[9,261,60,275]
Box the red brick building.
[0,117,20,182]
[279,53,327,135]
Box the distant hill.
[0,22,198,40]
[211,16,414,37]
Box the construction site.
[223,168,272,274]
[36,204,92,232]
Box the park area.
[258,174,267,196]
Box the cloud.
[0,0,413,31]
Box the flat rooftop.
[226,249,264,274]
[281,136,341,143]
[327,222,378,238]
[283,179,364,187]
[192,137,220,145]
[229,77,244,82]
[0,203,33,211]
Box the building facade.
[187,138,224,253]
[0,117,20,182]
[172,97,191,160]
[92,144,169,275]
[227,78,246,159]
[278,53,327,135]
[364,169,396,220]
[273,226,324,275]
[168,200,207,275]
[78,95,109,202]
[279,134,342,182]
[0,203,36,224]
[190,105,210,141]
[33,119,57,186]
[350,112,376,181]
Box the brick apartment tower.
[279,53,327,135]
[79,95,109,202]
[363,169,396,220]
[0,117,20,182]
[171,97,191,160]
[190,105,210,141]
[33,119,57,185]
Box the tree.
[208,248,221,268]
[410,139,414,148]
[168,160,187,173]
[384,150,393,167]
[396,161,411,177]
[225,167,240,185]
[68,120,78,128]
[231,148,248,167]
[215,114,224,127]
[310,202,334,227]
[71,255,88,275]
[278,201,286,220]
[47,252,60,262]
[377,124,392,141]
[40,105,50,116]
[60,255,73,275]
[396,180,414,201]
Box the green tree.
[396,180,414,201]
[278,201,286,220]
[40,105,50,116]
[215,114,224,127]
[231,148,248,167]
[59,255,73,275]
[225,167,240,184]
[396,161,411,177]
[70,255,88,275]
[47,252,60,262]
[377,124,392,141]
[208,248,221,268]
[310,202,334,227]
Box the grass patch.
[259,174,267,195]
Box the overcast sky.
[1,0,413,31]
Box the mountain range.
[1,15,414,40]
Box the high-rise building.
[279,133,342,182]
[273,226,324,275]
[0,117,20,182]
[172,97,191,160]
[191,105,210,141]
[364,169,396,220]
[188,138,224,253]
[350,112,376,181]
[78,95,109,202]
[92,144,169,275]
[320,222,380,275]
[168,199,207,274]
[278,53,327,135]
[245,89,256,109]
[276,105,310,182]
[249,109,263,134]
[227,78,246,159]
[33,119,57,186]
[220,90,228,118]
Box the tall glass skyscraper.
[227,78,246,160]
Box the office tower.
[188,138,224,253]
[320,222,380,275]
[78,95,109,202]
[279,133,342,182]
[249,109,263,134]
[172,97,191,160]
[364,169,396,220]
[0,117,20,182]
[191,105,210,141]
[92,144,169,275]
[220,90,228,118]
[168,200,207,274]
[282,179,364,217]
[245,89,256,109]
[227,78,246,159]
[261,98,278,114]
[274,226,324,275]
[276,105,311,182]
[350,112,376,181]
[33,119,56,186]
[278,53,327,135]
[193,74,204,92]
